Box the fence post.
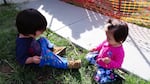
[118,0,121,17]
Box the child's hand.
[32,56,41,64]
[102,57,111,64]
[89,48,97,52]
[96,57,111,64]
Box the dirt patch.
[0,61,13,73]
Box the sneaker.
[68,60,81,69]
[53,46,66,56]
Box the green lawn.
[0,4,150,84]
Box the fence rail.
[62,0,150,28]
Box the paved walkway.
[18,0,150,81]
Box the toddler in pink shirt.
[86,18,129,84]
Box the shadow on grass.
[23,66,82,84]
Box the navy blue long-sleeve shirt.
[16,36,41,66]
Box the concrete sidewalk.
[18,0,150,81]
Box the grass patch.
[0,4,150,84]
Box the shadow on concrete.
[19,0,108,40]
